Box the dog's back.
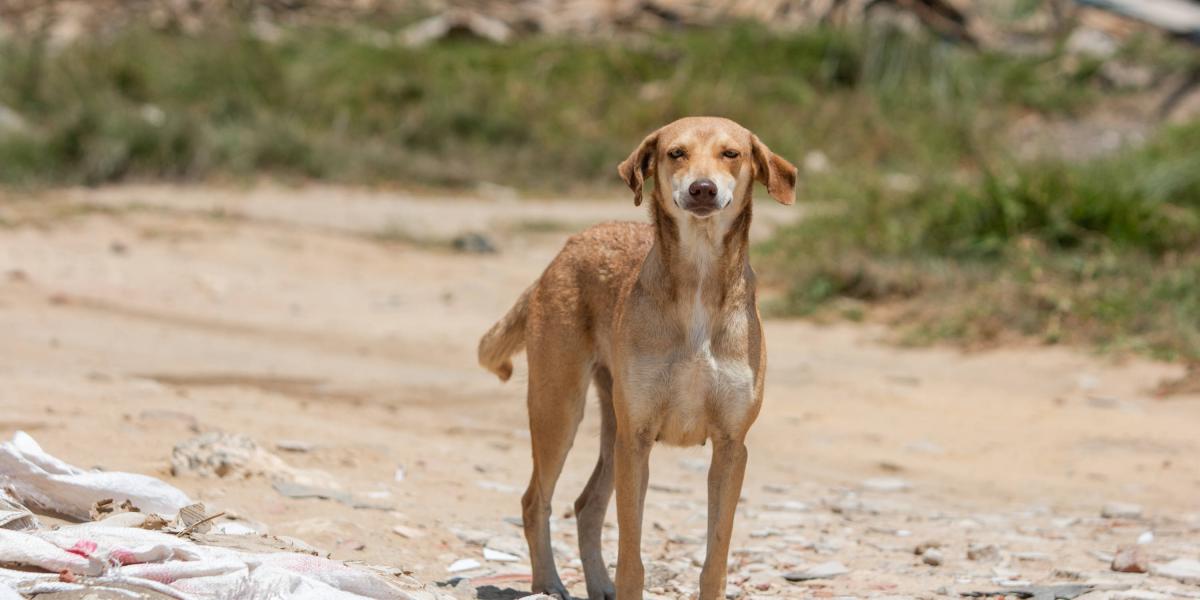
[478,220,652,381]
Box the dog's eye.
[667,148,686,159]
[722,150,740,159]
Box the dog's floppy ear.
[751,135,798,205]
[617,130,659,206]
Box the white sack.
[0,431,192,521]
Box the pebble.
[1102,502,1144,519]
[1152,558,1200,584]
[967,544,1001,562]
[862,478,912,493]
[392,525,426,539]
[922,549,944,566]
[1136,531,1154,545]
[1111,546,1148,573]
[783,561,849,581]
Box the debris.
[402,10,513,47]
[1112,545,1149,573]
[0,431,192,521]
[452,232,499,254]
[447,558,483,573]
[393,525,426,539]
[172,432,337,488]
[783,560,849,581]
[1152,558,1200,584]
[967,544,1001,562]
[0,489,39,531]
[961,584,1094,600]
[1075,0,1200,40]
[275,439,316,453]
[1101,502,1144,519]
[270,480,392,510]
[483,548,520,562]
[861,477,911,492]
[0,456,416,599]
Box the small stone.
[914,541,941,555]
[1101,502,1143,519]
[393,525,426,539]
[922,549,944,566]
[725,583,743,599]
[1015,552,1051,562]
[452,232,498,254]
[861,477,911,492]
[967,544,1001,562]
[783,561,848,581]
[1136,531,1154,545]
[1111,546,1148,573]
[1152,558,1200,584]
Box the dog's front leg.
[698,436,748,600]
[614,428,653,600]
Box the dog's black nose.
[688,179,717,201]
[691,178,715,200]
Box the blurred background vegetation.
[1,0,1198,361]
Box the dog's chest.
[624,293,757,447]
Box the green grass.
[0,20,1122,189]
[759,121,1200,361]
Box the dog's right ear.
[617,130,659,206]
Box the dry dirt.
[1,184,1198,600]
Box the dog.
[478,116,797,600]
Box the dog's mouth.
[682,203,719,217]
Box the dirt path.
[1,184,1198,600]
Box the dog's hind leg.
[523,343,590,600]
[574,366,617,600]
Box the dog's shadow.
[474,585,534,600]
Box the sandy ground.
[1,184,1198,600]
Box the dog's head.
[617,117,797,217]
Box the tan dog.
[479,116,797,600]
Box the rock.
[763,500,809,512]
[452,232,498,254]
[1015,552,1052,562]
[1101,502,1143,519]
[393,525,426,539]
[1112,592,1170,600]
[967,544,1001,562]
[1066,28,1117,59]
[485,535,526,558]
[914,541,941,555]
[923,549,944,566]
[1111,546,1148,573]
[0,104,26,133]
[725,583,743,598]
[861,477,911,492]
[1136,531,1154,545]
[1152,558,1200,584]
[275,439,315,453]
[783,561,849,581]
[451,527,493,546]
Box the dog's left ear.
[617,130,659,206]
[751,135,798,205]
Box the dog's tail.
[478,285,533,382]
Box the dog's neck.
[645,190,753,308]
